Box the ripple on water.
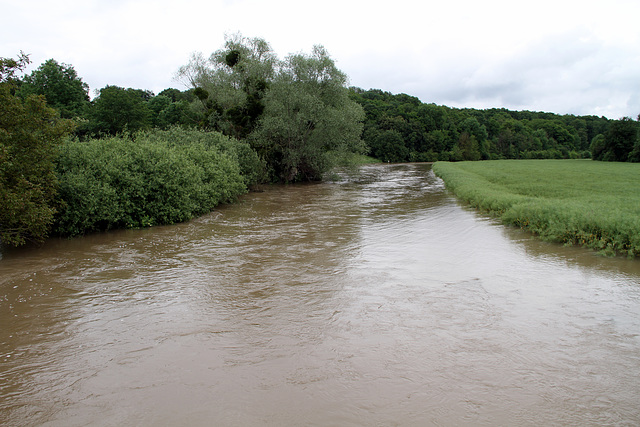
[1,163,640,426]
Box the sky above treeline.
[3,0,639,120]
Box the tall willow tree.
[177,33,277,139]
[250,46,365,181]
[177,34,365,182]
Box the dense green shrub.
[141,127,265,187]
[54,127,261,236]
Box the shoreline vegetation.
[1,37,369,246]
[2,34,639,248]
[433,160,640,257]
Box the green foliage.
[250,45,365,182]
[350,88,612,163]
[629,140,640,162]
[225,50,241,68]
[177,34,365,182]
[147,94,172,126]
[369,129,408,162]
[54,127,256,236]
[142,126,265,187]
[177,34,276,139]
[17,59,90,119]
[589,134,606,160]
[456,133,481,161]
[0,54,75,246]
[0,51,30,86]
[595,117,639,162]
[8,54,204,137]
[88,85,152,135]
[146,88,199,129]
[158,88,196,103]
[433,159,640,257]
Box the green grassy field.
[432,159,640,257]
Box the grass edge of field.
[432,160,640,258]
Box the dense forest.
[349,88,639,162]
[2,34,639,246]
[8,49,640,166]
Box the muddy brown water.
[1,163,640,426]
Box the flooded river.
[1,163,640,426]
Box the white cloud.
[2,0,639,118]
[443,31,640,118]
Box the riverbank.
[432,159,640,257]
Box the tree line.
[9,45,639,166]
[2,35,639,247]
[1,35,366,246]
[9,47,638,167]
[349,88,639,163]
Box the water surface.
[2,163,639,426]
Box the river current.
[1,163,639,426]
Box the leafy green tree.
[146,89,199,129]
[147,94,172,128]
[178,35,365,182]
[177,33,276,138]
[158,88,182,102]
[459,117,488,147]
[350,87,612,162]
[0,53,74,246]
[249,45,365,181]
[131,88,154,102]
[629,141,640,162]
[89,85,152,135]
[158,87,196,103]
[160,101,197,128]
[369,130,408,162]
[17,59,90,119]
[590,134,606,160]
[457,132,481,161]
[423,130,448,153]
[0,51,30,87]
[600,117,638,162]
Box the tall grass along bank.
[433,160,640,257]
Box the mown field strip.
[433,159,640,257]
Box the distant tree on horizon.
[88,85,152,135]
[18,59,90,119]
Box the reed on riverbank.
[432,159,640,257]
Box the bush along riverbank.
[432,159,640,257]
[53,127,263,237]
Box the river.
[1,163,640,426]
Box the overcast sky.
[3,0,639,119]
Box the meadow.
[432,160,640,257]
